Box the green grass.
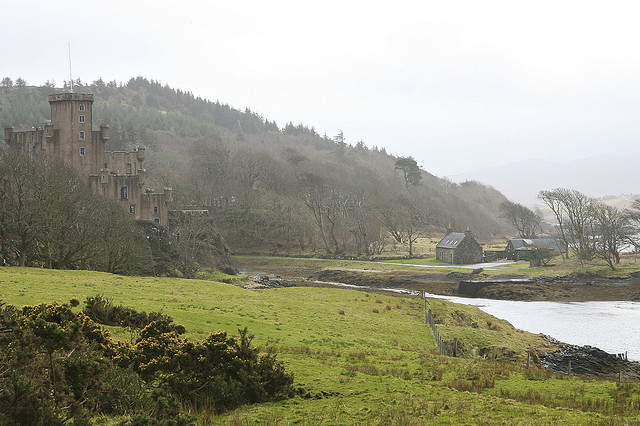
[1,266,638,424]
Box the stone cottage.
[3,92,171,226]
[435,228,483,265]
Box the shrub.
[0,300,294,422]
[83,295,184,334]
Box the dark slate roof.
[436,232,466,249]
[508,238,565,253]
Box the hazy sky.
[4,0,640,177]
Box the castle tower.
[47,93,106,176]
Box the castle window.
[154,206,158,213]
[78,115,85,123]
[120,186,128,200]
[79,131,85,140]
[129,204,136,214]
[126,163,132,174]
[154,218,161,224]
[79,147,85,156]
[79,104,85,111]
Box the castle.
[3,92,172,226]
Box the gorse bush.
[83,294,185,334]
[0,299,294,423]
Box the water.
[313,280,640,361]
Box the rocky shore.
[539,337,640,381]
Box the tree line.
[0,148,230,276]
[1,79,514,259]
[500,189,640,270]
[539,188,640,269]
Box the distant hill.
[0,78,514,254]
[448,154,640,208]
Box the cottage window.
[79,147,85,156]
[120,186,128,200]
[129,204,136,214]
[79,131,85,140]
[78,115,85,123]
[126,163,132,174]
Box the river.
[313,280,640,361]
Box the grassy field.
[1,267,639,424]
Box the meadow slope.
[1,267,638,424]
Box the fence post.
[422,290,427,324]
[568,360,571,375]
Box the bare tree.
[300,172,332,253]
[562,189,596,261]
[499,200,542,238]
[591,203,628,270]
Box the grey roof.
[436,232,466,249]
[508,238,566,253]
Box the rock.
[252,275,296,289]
[540,343,640,379]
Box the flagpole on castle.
[68,42,74,93]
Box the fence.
[422,291,459,357]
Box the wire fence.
[423,291,459,357]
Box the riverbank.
[235,255,640,302]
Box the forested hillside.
[0,77,511,255]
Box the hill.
[448,155,640,207]
[1,78,513,256]
[1,267,638,423]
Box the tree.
[394,157,422,188]
[499,200,542,238]
[538,189,570,260]
[170,212,230,278]
[0,148,152,273]
[560,189,596,261]
[300,172,332,253]
[591,203,628,270]
[539,188,627,266]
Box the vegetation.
[499,200,542,238]
[0,148,230,277]
[0,267,639,423]
[0,79,513,259]
[539,188,640,269]
[0,149,152,273]
[0,297,293,424]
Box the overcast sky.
[4,0,640,178]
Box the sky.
[3,0,640,181]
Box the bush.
[118,325,294,411]
[0,300,294,423]
[83,294,185,334]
